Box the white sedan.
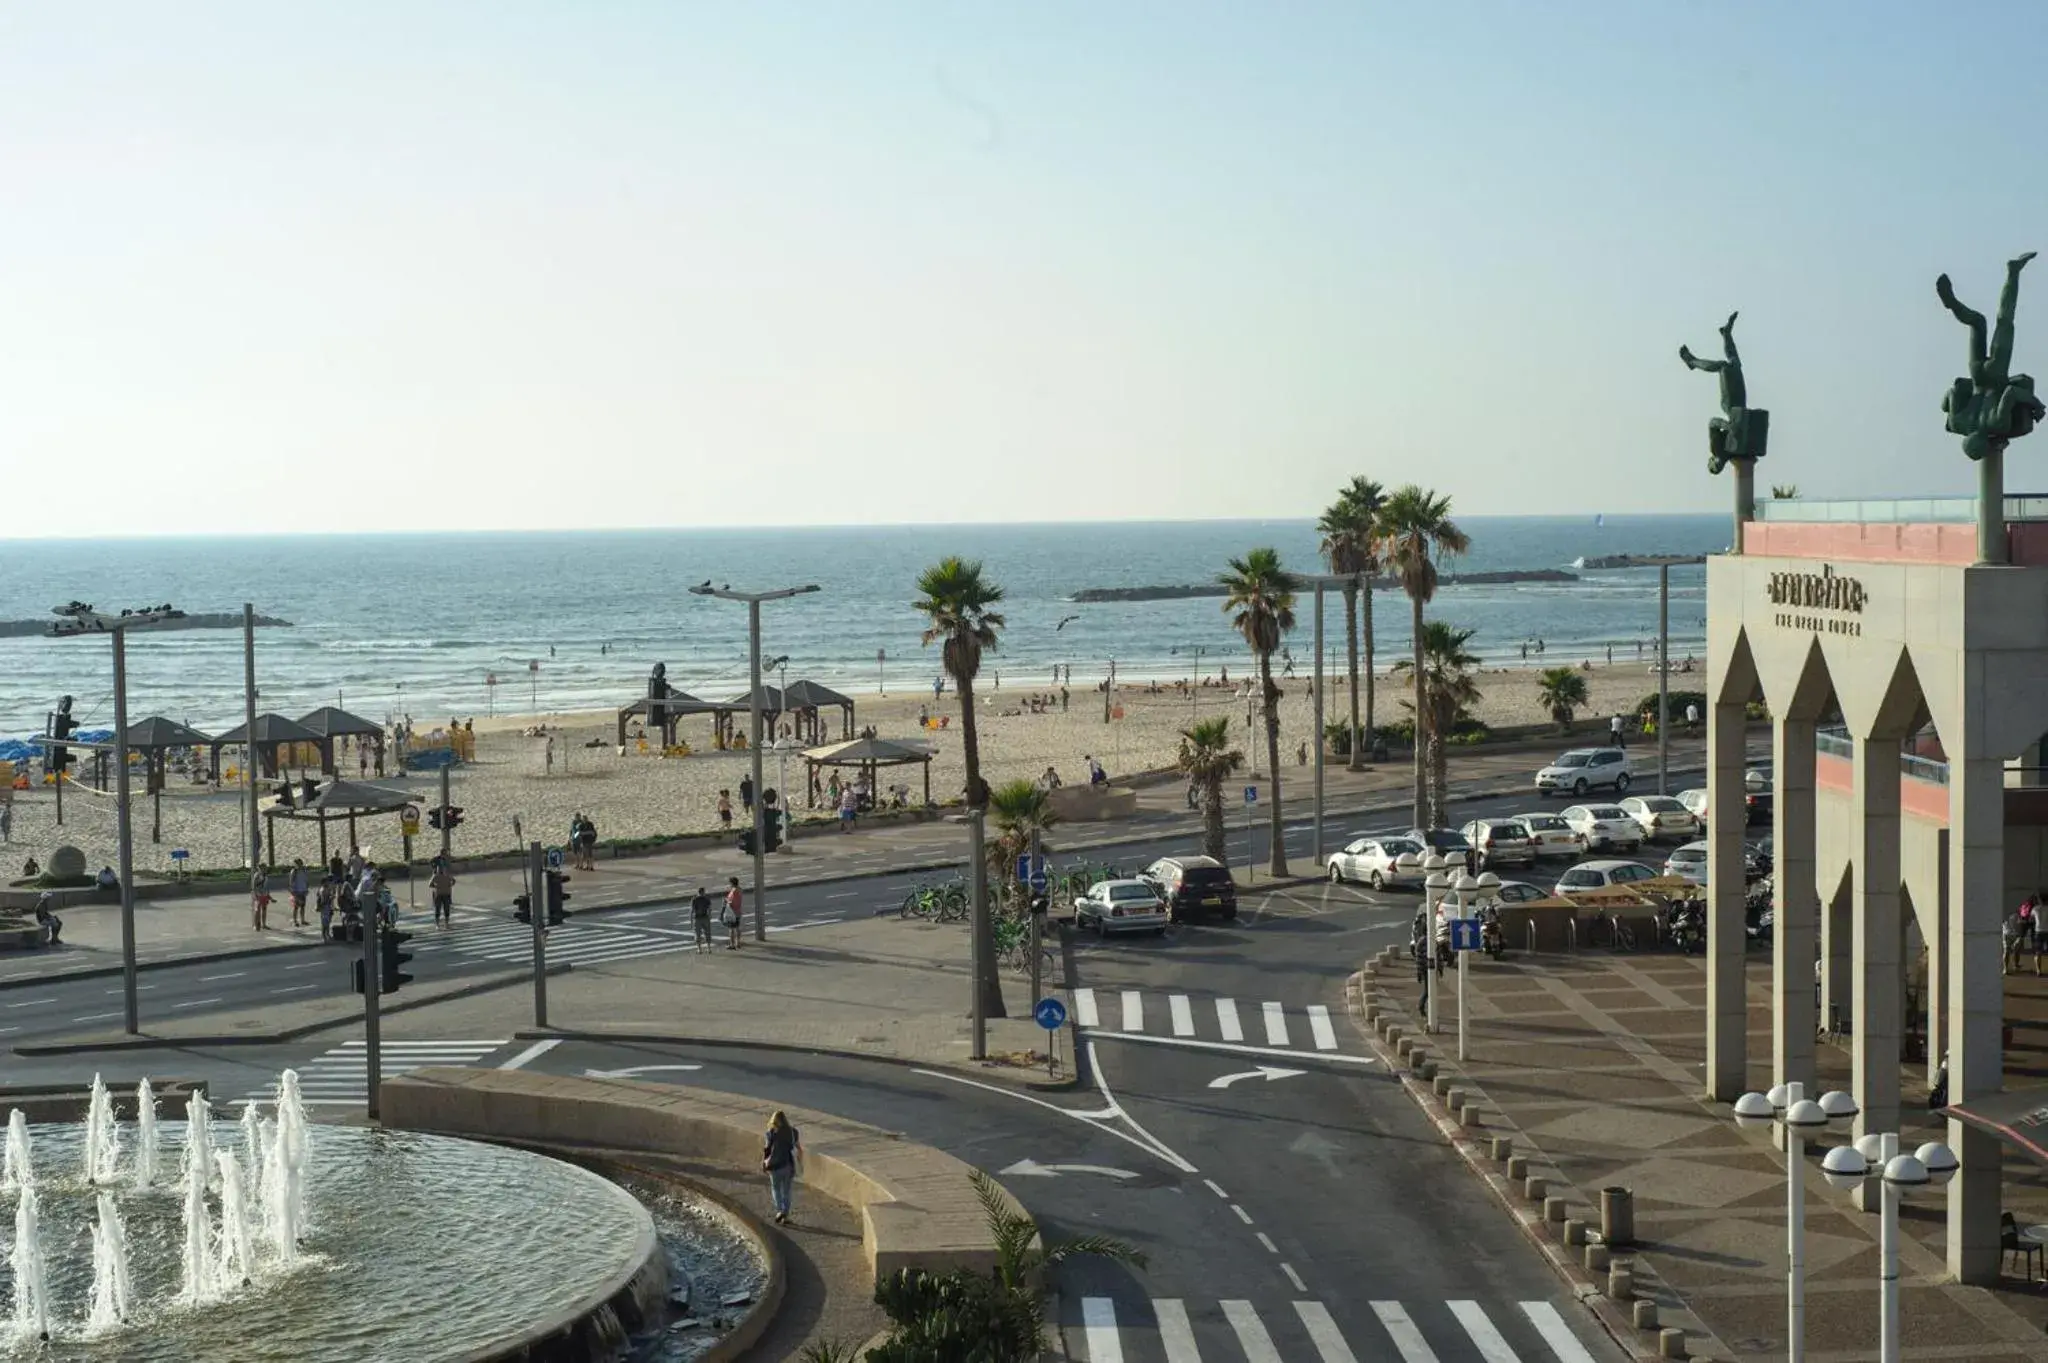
[1678,788,1709,821]
[1620,795,1700,842]
[1559,803,1645,853]
[1075,879,1169,935]
[1327,836,1427,890]
[1505,812,1584,858]
[1554,860,1660,896]
[1663,840,1709,883]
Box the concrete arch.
[1713,627,1761,709]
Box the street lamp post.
[1733,1082,1859,1363]
[689,583,820,940]
[1821,1132,1958,1363]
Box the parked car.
[1678,788,1709,821]
[1492,879,1550,904]
[1554,860,1660,896]
[1138,855,1238,922]
[1406,827,1473,859]
[1506,811,1584,859]
[1663,841,1709,884]
[1458,818,1537,869]
[1075,879,1169,935]
[1620,795,1700,842]
[1534,747,1633,797]
[1559,804,1645,853]
[1326,836,1427,890]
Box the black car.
[1138,855,1239,922]
[1405,827,1473,859]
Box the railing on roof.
[1814,726,1952,785]
[1754,494,2048,524]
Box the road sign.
[1028,872,1049,895]
[169,849,189,861]
[400,803,421,837]
[545,847,564,870]
[1244,785,1258,805]
[1033,997,1068,1031]
[1015,853,1049,884]
[1449,918,1483,952]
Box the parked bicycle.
[1595,906,1637,952]
[899,877,969,922]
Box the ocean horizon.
[0,515,1725,738]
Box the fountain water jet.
[184,1091,214,1192]
[86,1192,133,1332]
[215,1149,255,1289]
[10,1184,50,1341]
[2,1108,31,1192]
[82,1074,120,1185]
[133,1079,160,1189]
[180,1093,217,1304]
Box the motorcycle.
[1661,896,1704,954]
[1477,904,1505,960]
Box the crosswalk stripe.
[1294,1300,1360,1363]
[1121,990,1143,1033]
[1075,988,1100,1028]
[1307,1004,1338,1051]
[1221,1300,1282,1363]
[1216,998,1243,1042]
[1370,1302,1442,1363]
[1082,1296,1123,1363]
[1169,994,1195,1037]
[1519,1302,1598,1363]
[1447,1302,1519,1363]
[1262,1001,1289,1047]
[1154,1299,1201,1362]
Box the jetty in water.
[0,611,294,639]
[1072,569,1579,604]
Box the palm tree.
[915,558,1005,810]
[1318,477,1384,771]
[1375,485,1470,828]
[1392,621,1482,828]
[987,778,1058,910]
[1770,483,1799,500]
[1219,548,1296,876]
[1537,666,1590,733]
[1176,716,1245,865]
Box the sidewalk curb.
[1344,965,1732,1362]
[509,1027,1081,1093]
[11,964,574,1055]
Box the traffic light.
[738,828,757,854]
[512,892,532,923]
[427,806,444,830]
[380,928,415,993]
[763,808,784,853]
[445,805,464,830]
[544,869,571,924]
[48,696,77,774]
[275,780,296,809]
[300,777,321,806]
[351,959,367,995]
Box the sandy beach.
[1,660,1699,875]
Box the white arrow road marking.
[1209,1065,1307,1089]
[998,1158,1139,1180]
[916,1040,1198,1174]
[581,1064,705,1078]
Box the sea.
[0,515,1725,739]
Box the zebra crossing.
[416,917,699,970]
[1072,1296,1601,1363]
[1071,989,1346,1053]
[240,1039,511,1107]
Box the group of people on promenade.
[688,878,747,950]
[246,843,459,936]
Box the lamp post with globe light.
[1820,1131,1957,1363]
[1732,1082,1859,1363]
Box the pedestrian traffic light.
[445,805,464,830]
[48,696,77,774]
[512,892,532,923]
[427,806,443,830]
[380,928,415,993]
[738,828,757,855]
[763,809,784,853]
[544,869,571,924]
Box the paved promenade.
[1374,945,2048,1360]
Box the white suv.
[1534,747,1633,797]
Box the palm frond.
[1042,1235,1149,1269]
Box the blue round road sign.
[1033,997,1068,1031]
[545,848,564,870]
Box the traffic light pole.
[111,631,140,1035]
[1028,827,1044,1008]
[243,603,260,870]
[362,887,382,1121]
[439,765,452,862]
[527,841,548,1028]
[747,600,767,943]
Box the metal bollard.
[1600,1185,1636,1249]
[1657,1326,1687,1359]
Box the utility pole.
[967,809,992,1057]
[1103,659,1116,723]
[111,631,137,1033]
[1658,563,1671,795]
[362,879,382,1119]
[243,604,260,870]
[689,582,821,941]
[527,840,548,1027]
[439,765,452,863]
[1313,580,1326,865]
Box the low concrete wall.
[1048,785,1138,822]
[382,1068,1030,1287]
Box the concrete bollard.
[1633,1300,1658,1330]
[1408,1048,1429,1073]
[1396,1036,1415,1059]
[1364,1002,1381,1022]
[1432,1074,1453,1097]
[1489,1136,1512,1162]
[1523,1176,1547,1202]
[1584,1244,1610,1273]
[1543,1196,1567,1225]
[1458,1103,1483,1129]
[1419,1060,1438,1081]
[1507,1155,1529,1180]
[1610,1265,1635,1301]
[1657,1326,1686,1359]
[1562,1219,1586,1246]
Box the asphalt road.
[0,758,1740,1042]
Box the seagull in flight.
[1056,614,1081,631]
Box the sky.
[5,2,2046,536]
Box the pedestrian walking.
[1685,701,1701,734]
[580,813,599,869]
[762,1110,802,1225]
[717,790,733,829]
[316,881,335,941]
[739,775,754,815]
[0,802,11,843]
[288,859,311,928]
[723,877,744,948]
[430,861,456,927]
[251,868,271,931]
[691,886,713,952]
[1609,713,1625,748]
[838,785,857,832]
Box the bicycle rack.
[1566,918,1578,953]
[1526,920,1536,955]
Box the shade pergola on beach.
[802,735,932,808]
[261,777,422,869]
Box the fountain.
[1,1111,30,1193]
[0,1067,736,1360]
[131,1082,157,1191]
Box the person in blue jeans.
[762,1110,802,1225]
